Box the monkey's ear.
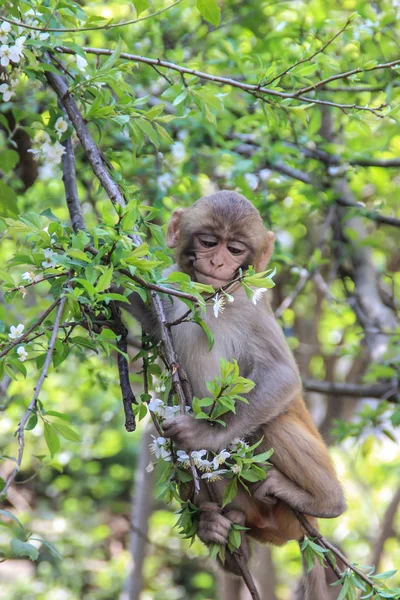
[258,231,275,270]
[166,208,185,248]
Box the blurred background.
[0,0,399,598]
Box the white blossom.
[162,405,180,420]
[229,438,249,456]
[55,117,68,136]
[212,449,230,470]
[76,54,88,72]
[15,36,26,49]
[0,83,15,102]
[8,323,24,339]
[171,142,186,162]
[0,22,11,44]
[149,436,172,461]
[0,38,25,66]
[17,346,28,362]
[39,32,50,41]
[21,271,34,284]
[42,248,58,269]
[213,294,226,318]
[259,168,272,182]
[176,450,190,468]
[157,172,174,193]
[147,398,179,420]
[147,398,165,416]
[244,173,259,191]
[224,293,234,303]
[252,287,268,305]
[29,132,66,166]
[0,22,11,33]
[191,449,213,472]
[231,464,241,475]
[201,469,228,482]
[146,462,154,473]
[42,138,65,165]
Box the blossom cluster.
[148,433,251,483]
[147,398,191,420]
[211,287,267,318]
[8,324,28,362]
[28,131,66,167]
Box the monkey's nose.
[210,259,224,268]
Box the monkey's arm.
[123,292,160,340]
[163,359,301,452]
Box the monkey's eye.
[200,238,218,248]
[228,246,244,255]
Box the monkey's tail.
[291,555,331,600]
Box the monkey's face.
[189,233,251,288]
[166,192,274,289]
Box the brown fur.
[127,191,346,600]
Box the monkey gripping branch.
[0,5,399,600]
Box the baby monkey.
[128,191,346,599]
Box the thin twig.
[370,486,400,569]
[0,1,183,33]
[10,272,69,293]
[2,295,66,495]
[0,298,60,359]
[294,57,400,97]
[265,18,352,85]
[295,511,379,590]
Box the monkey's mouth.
[193,268,231,288]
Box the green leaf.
[221,477,237,508]
[133,0,149,17]
[0,509,24,530]
[0,181,18,216]
[43,422,60,457]
[52,422,82,442]
[26,414,38,431]
[10,539,39,561]
[96,265,113,292]
[0,149,19,173]
[197,0,221,26]
[102,38,123,71]
[45,411,71,422]
[135,119,159,147]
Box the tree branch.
[61,135,86,232]
[302,378,398,400]
[370,486,400,569]
[56,46,386,116]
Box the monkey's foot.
[197,503,249,576]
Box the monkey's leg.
[197,502,249,576]
[255,415,346,518]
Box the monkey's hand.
[163,415,219,451]
[253,467,284,505]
